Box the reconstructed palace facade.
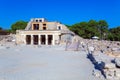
[16,18,74,45]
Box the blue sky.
[0,0,120,29]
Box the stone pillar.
[39,35,41,45]
[23,35,26,44]
[52,34,55,45]
[31,34,33,45]
[45,34,48,45]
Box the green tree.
[88,20,100,37]
[88,20,98,28]
[69,22,88,38]
[109,26,120,41]
[11,21,27,33]
[98,20,108,40]
[68,20,109,39]
[70,21,99,39]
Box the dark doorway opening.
[33,35,38,45]
[33,24,39,30]
[41,35,46,45]
[48,35,53,45]
[26,35,31,45]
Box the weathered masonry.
[16,18,74,45]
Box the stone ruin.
[85,40,120,80]
[0,34,16,47]
[65,36,120,79]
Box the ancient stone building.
[16,18,74,45]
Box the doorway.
[26,35,31,45]
[33,35,38,45]
[41,35,46,45]
[48,35,53,45]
